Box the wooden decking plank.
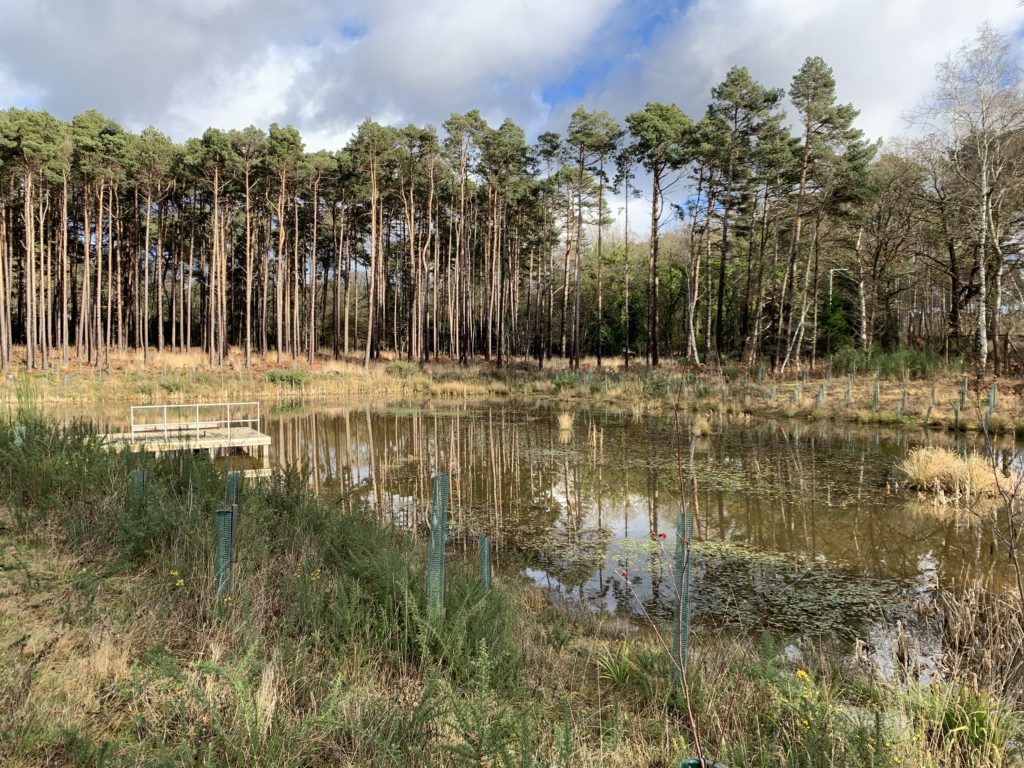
[100,425,271,452]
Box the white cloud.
[0,0,624,145]
[299,0,622,136]
[357,0,619,90]
[174,0,247,19]
[0,0,338,132]
[589,0,1024,144]
[162,45,316,136]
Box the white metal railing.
[129,402,261,445]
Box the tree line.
[1,26,1021,374]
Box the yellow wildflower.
[175,578,184,587]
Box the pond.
[59,401,1017,659]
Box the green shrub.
[640,370,669,398]
[159,374,188,394]
[912,684,1024,764]
[386,359,420,379]
[552,373,578,392]
[266,368,309,387]
[829,347,959,380]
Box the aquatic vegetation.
[689,542,905,641]
[900,446,1005,497]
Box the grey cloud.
[0,0,336,127]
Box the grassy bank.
[2,417,1022,766]
[2,348,1017,439]
[0,348,509,406]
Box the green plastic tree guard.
[427,472,449,624]
[130,468,147,517]
[672,505,693,688]
[226,470,241,506]
[215,508,234,598]
[479,533,491,589]
[227,470,241,555]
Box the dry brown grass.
[629,402,644,422]
[746,370,1023,436]
[7,344,1024,444]
[0,535,143,745]
[941,582,1024,700]
[900,446,1006,497]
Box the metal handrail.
[129,402,261,444]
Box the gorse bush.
[829,346,959,380]
[265,367,310,387]
[385,359,420,379]
[551,372,578,392]
[639,368,670,398]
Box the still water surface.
[69,401,1015,646]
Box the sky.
[0,0,1022,153]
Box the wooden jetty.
[100,402,272,476]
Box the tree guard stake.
[479,533,491,590]
[215,508,234,599]
[426,472,449,624]
[672,504,693,688]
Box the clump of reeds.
[940,582,1024,702]
[630,402,644,422]
[557,412,574,431]
[691,413,711,437]
[900,446,1003,497]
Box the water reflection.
[59,401,1016,636]
[260,405,1013,617]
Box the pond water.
[59,401,1017,659]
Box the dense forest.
[0,26,1021,374]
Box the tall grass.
[0,415,526,766]
[900,446,1007,497]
